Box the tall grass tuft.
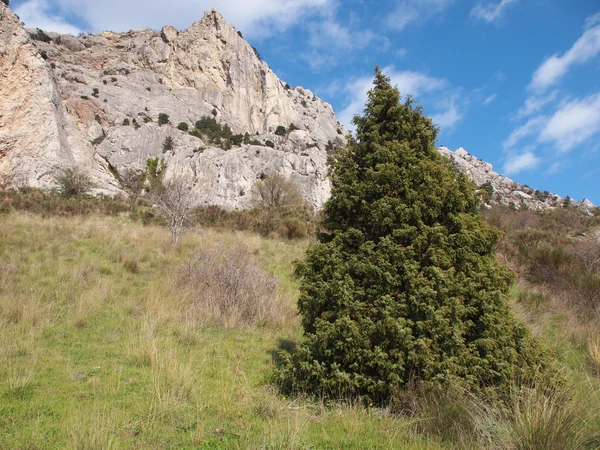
[68,404,118,450]
[499,379,596,450]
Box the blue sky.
[10,0,600,203]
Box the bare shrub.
[149,173,198,245]
[0,171,16,192]
[568,240,600,275]
[183,244,281,328]
[118,169,145,205]
[253,172,305,212]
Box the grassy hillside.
[0,212,443,449]
[1,205,599,449]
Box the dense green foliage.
[279,68,543,402]
[158,113,170,125]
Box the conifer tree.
[279,68,542,402]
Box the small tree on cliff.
[1,0,9,7]
[278,68,542,402]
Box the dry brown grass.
[589,335,600,376]
[182,243,285,328]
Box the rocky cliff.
[0,3,593,212]
[0,5,343,209]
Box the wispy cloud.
[17,0,335,37]
[483,93,497,105]
[515,90,559,119]
[14,0,82,34]
[303,19,387,70]
[503,116,548,150]
[431,102,462,129]
[538,92,600,152]
[503,149,541,175]
[336,67,447,129]
[529,15,600,92]
[470,0,518,23]
[386,0,454,31]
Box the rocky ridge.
[438,146,595,213]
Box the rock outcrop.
[438,146,595,213]
[0,5,344,208]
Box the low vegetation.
[0,186,599,448]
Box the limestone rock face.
[438,146,595,213]
[0,5,343,208]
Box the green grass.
[0,212,443,449]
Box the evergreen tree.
[279,68,542,402]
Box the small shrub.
[122,118,130,126]
[80,95,89,100]
[231,133,243,146]
[29,28,51,42]
[265,140,275,148]
[176,122,189,132]
[110,77,117,82]
[162,136,174,153]
[158,113,170,125]
[91,135,106,146]
[274,125,287,136]
[92,88,99,98]
[55,167,94,197]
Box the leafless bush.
[0,172,17,192]
[118,169,145,205]
[568,240,600,275]
[150,173,198,245]
[182,244,281,328]
[253,172,305,212]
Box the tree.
[149,173,198,245]
[278,68,542,402]
[1,0,9,7]
[55,167,94,197]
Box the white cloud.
[503,116,547,150]
[337,67,447,129]
[470,0,518,23]
[539,92,600,152]
[431,102,462,129]
[14,0,82,34]
[17,0,334,37]
[483,93,497,105]
[529,17,600,92]
[515,90,558,118]
[386,0,454,31]
[503,150,541,175]
[308,20,377,51]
